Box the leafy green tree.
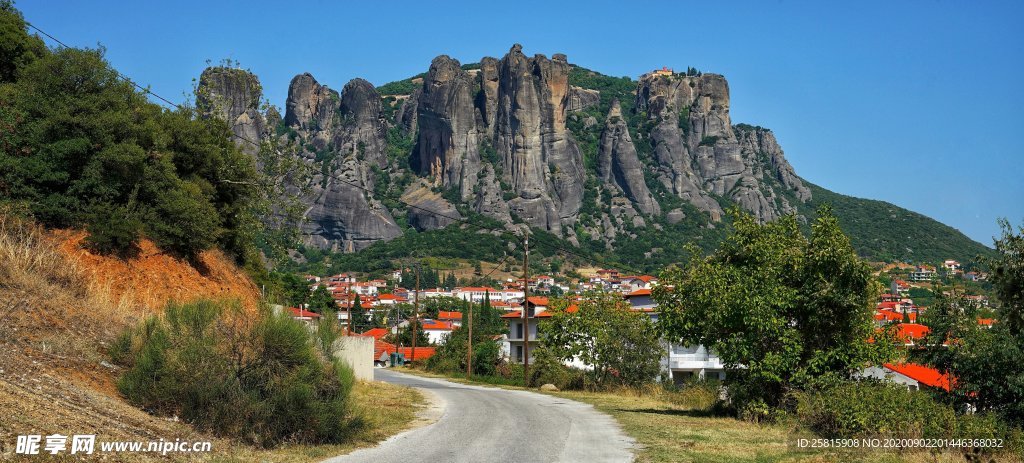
[273,272,312,308]
[444,272,458,290]
[917,220,1024,426]
[307,285,336,314]
[0,1,46,83]
[991,219,1024,336]
[540,292,662,388]
[389,321,429,347]
[0,23,258,261]
[351,294,375,333]
[655,207,894,417]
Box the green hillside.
[802,182,993,264]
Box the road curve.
[323,369,634,463]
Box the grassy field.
[397,368,1019,463]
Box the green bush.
[527,346,585,390]
[84,202,142,257]
[794,381,1012,442]
[113,300,359,447]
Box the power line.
[25,22,181,110]
[25,21,649,277]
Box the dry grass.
[1,210,424,461]
[0,209,86,300]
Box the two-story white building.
[623,289,726,383]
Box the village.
[285,257,996,394]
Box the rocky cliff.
[196,45,816,253]
[196,67,265,154]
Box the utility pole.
[411,262,420,366]
[466,299,473,379]
[522,232,530,382]
[345,277,352,335]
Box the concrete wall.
[334,336,374,381]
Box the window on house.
[516,345,523,362]
[516,323,523,339]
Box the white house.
[909,265,936,282]
[420,319,453,345]
[623,289,727,383]
[857,363,951,392]
[501,298,553,364]
[453,286,501,302]
[666,344,726,384]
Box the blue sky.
[18,0,1023,246]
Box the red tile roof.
[372,340,437,362]
[420,319,453,331]
[359,328,389,340]
[501,309,553,319]
[896,323,930,341]
[884,363,951,391]
[525,296,549,307]
[626,288,652,297]
[288,307,321,318]
[978,318,995,327]
[875,309,916,323]
[397,346,436,361]
[438,311,463,320]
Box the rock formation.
[196,67,265,154]
[597,100,660,215]
[635,71,810,222]
[195,44,816,253]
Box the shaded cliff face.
[415,55,481,199]
[412,45,586,235]
[493,46,585,235]
[597,100,659,215]
[196,70,402,252]
[195,45,816,253]
[289,76,402,252]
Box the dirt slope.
[0,216,260,460]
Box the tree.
[390,321,430,347]
[306,285,336,314]
[427,297,506,376]
[0,1,46,83]
[991,219,1024,336]
[917,220,1024,426]
[540,292,662,388]
[0,25,258,261]
[655,207,894,417]
[274,272,311,308]
[351,294,375,333]
[444,272,458,290]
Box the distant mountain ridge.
[194,44,991,269]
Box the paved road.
[324,369,634,463]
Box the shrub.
[527,346,585,390]
[84,202,141,257]
[795,381,989,440]
[662,379,721,411]
[113,300,359,446]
